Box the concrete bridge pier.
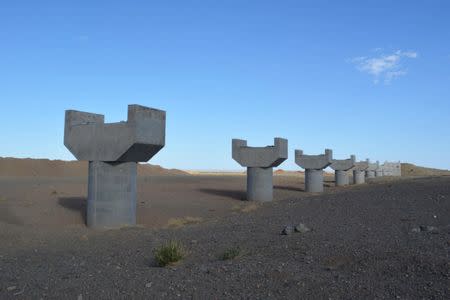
[295,149,333,193]
[232,138,288,202]
[64,104,166,229]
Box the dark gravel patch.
[1,177,449,299]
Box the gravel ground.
[1,176,449,299]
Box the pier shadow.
[58,197,87,225]
[274,185,305,192]
[198,188,246,201]
[0,205,24,225]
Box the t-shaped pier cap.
[232,138,288,168]
[232,138,288,202]
[330,155,356,186]
[295,149,333,193]
[352,159,369,184]
[65,104,165,162]
[64,104,166,229]
[366,160,379,179]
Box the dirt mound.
[0,157,188,177]
[401,163,450,177]
[274,169,286,175]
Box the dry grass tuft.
[232,203,260,213]
[167,216,203,227]
[220,247,242,260]
[154,240,185,267]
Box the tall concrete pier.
[232,138,288,202]
[64,104,166,229]
[295,149,333,193]
[366,160,379,179]
[375,163,384,177]
[330,155,356,186]
[353,159,369,184]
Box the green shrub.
[154,241,184,267]
[220,247,241,260]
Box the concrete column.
[247,167,273,202]
[305,169,324,192]
[87,161,137,229]
[335,170,349,186]
[353,170,365,184]
[295,149,333,193]
[366,170,375,178]
[232,138,288,202]
[330,155,355,187]
[64,104,166,229]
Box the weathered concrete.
[353,159,369,184]
[64,104,166,229]
[232,138,288,202]
[366,160,379,179]
[330,155,355,187]
[381,161,402,176]
[375,165,384,177]
[87,161,137,228]
[247,167,273,202]
[65,105,165,162]
[295,149,333,193]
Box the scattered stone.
[7,286,17,292]
[77,294,83,300]
[420,225,438,233]
[145,282,153,288]
[295,223,311,233]
[412,225,439,233]
[281,226,294,235]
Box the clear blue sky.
[1,1,449,170]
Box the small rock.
[7,286,17,292]
[77,294,83,300]
[281,226,294,235]
[420,225,438,233]
[145,282,153,288]
[411,227,421,233]
[295,223,311,233]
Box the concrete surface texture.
[375,164,384,177]
[87,161,137,228]
[65,104,166,162]
[330,155,356,186]
[295,149,333,193]
[352,159,369,185]
[366,160,379,179]
[232,138,288,201]
[64,104,166,229]
[232,138,288,168]
[382,161,402,176]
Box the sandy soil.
[1,158,449,298]
[0,175,449,299]
[0,173,339,229]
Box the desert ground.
[0,158,449,299]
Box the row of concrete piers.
[232,137,397,202]
[64,104,400,229]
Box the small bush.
[154,241,185,267]
[220,247,241,260]
[167,216,203,227]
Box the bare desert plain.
[0,158,449,299]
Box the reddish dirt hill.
[0,157,188,177]
[401,163,450,177]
